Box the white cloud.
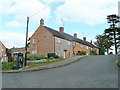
[0,31,33,48]
[55,0,119,25]
[1,0,51,24]
[6,21,22,28]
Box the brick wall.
[30,26,54,56]
[11,47,30,57]
[0,41,6,58]
[55,37,73,58]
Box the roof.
[0,41,6,48]
[44,26,98,48]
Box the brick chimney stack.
[83,37,86,41]
[74,33,77,38]
[59,27,64,33]
[40,18,44,26]
[91,40,92,44]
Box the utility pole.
[24,16,29,67]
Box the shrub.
[99,48,105,55]
[90,50,97,55]
[27,53,45,60]
[47,53,59,58]
[77,51,86,55]
[9,57,14,62]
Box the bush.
[99,48,105,55]
[77,51,86,55]
[90,50,97,55]
[47,53,59,58]
[27,53,45,60]
[9,57,14,62]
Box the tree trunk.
[107,48,109,55]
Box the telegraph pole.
[24,16,29,67]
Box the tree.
[102,35,113,54]
[105,14,120,54]
[94,34,113,55]
[6,48,12,62]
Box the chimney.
[90,40,92,44]
[40,18,44,26]
[83,37,86,41]
[59,27,64,33]
[74,33,77,38]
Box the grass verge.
[1,58,66,70]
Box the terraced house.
[29,19,99,58]
[0,41,6,59]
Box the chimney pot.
[91,40,92,44]
[59,27,64,33]
[74,33,77,38]
[83,37,86,41]
[40,18,44,26]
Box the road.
[2,55,118,88]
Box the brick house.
[29,19,99,58]
[11,47,30,57]
[0,41,6,59]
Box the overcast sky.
[0,0,119,50]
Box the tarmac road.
[2,55,118,88]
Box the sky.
[0,0,120,52]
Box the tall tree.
[94,34,113,55]
[105,14,120,54]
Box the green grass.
[27,58,65,68]
[117,60,120,65]
[1,58,66,70]
[1,62,14,70]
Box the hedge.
[47,53,59,58]
[77,51,86,55]
[27,53,45,60]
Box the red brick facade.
[11,47,30,57]
[29,19,99,58]
[30,26,54,56]
[0,41,6,59]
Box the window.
[86,46,88,49]
[86,53,89,55]
[0,48,3,52]
[68,51,70,57]
[68,41,71,45]
[56,49,60,55]
[32,50,36,54]
[55,37,61,43]
[91,48,93,50]
[32,39,35,44]
[80,44,83,48]
[73,42,76,46]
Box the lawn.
[117,60,120,67]
[26,58,65,68]
[1,58,66,70]
[1,62,14,70]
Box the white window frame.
[80,44,83,48]
[32,50,36,54]
[73,42,76,46]
[68,41,71,45]
[86,46,88,49]
[32,39,35,44]
[55,37,61,43]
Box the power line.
[30,0,56,18]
